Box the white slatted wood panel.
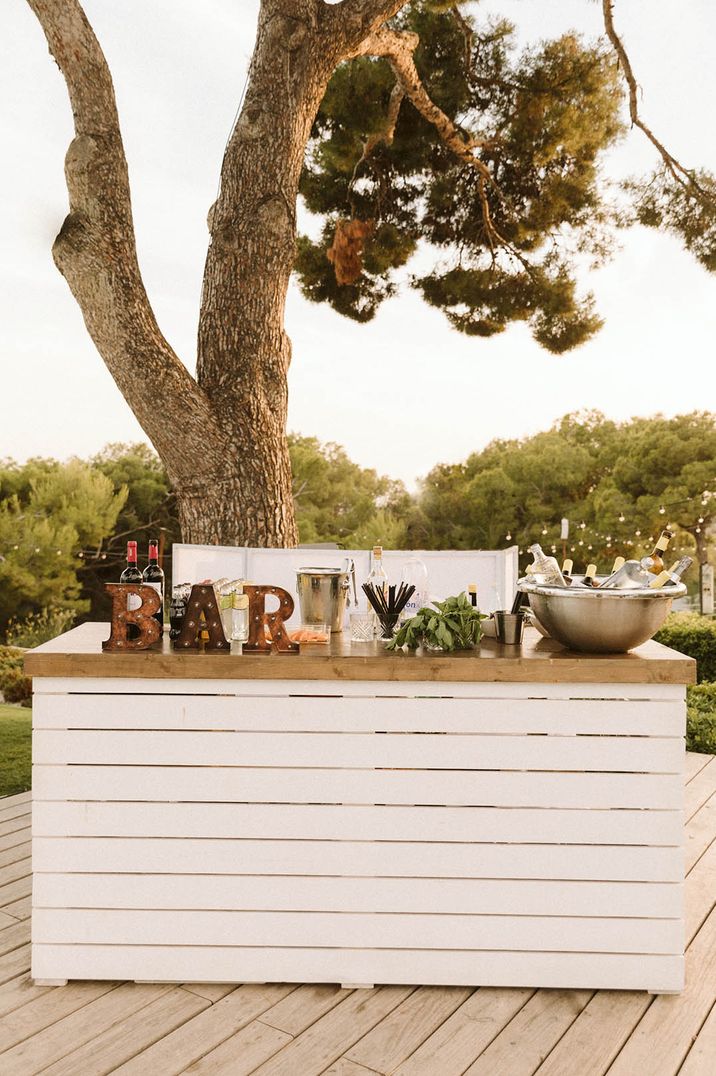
[33,873,683,918]
[31,909,683,954]
[30,945,685,993]
[31,765,683,808]
[31,677,686,700]
[31,837,683,881]
[31,801,684,845]
[32,728,682,772]
[31,677,687,992]
[32,693,683,736]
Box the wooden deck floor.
[0,752,714,1075]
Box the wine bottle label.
[145,582,163,598]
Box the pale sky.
[1,0,715,488]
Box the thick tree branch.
[323,0,409,52]
[25,0,220,483]
[601,0,710,201]
[352,26,518,260]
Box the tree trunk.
[190,2,336,547]
[26,0,407,547]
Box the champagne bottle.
[649,555,693,588]
[611,556,626,574]
[581,563,598,588]
[528,544,568,587]
[561,558,573,584]
[642,529,673,575]
[468,582,478,608]
[142,539,164,633]
[120,541,142,640]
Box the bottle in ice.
[581,563,598,588]
[561,558,573,584]
[648,556,693,589]
[527,544,568,587]
[641,530,673,575]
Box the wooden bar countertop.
[24,622,696,685]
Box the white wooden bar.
[27,623,694,993]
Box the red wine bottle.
[142,539,165,632]
[120,541,142,639]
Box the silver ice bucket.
[295,564,356,633]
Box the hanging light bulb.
[505,532,512,541]
[579,540,584,547]
[606,535,612,542]
[550,545,557,554]
[618,513,625,523]
[698,516,705,524]
[56,550,62,556]
[659,506,666,514]
[570,545,576,552]
[541,527,548,535]
[78,552,84,559]
[580,521,586,530]
[696,526,702,534]
[635,530,641,537]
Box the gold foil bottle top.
[562,559,573,575]
[611,556,626,573]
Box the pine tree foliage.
[295,0,715,353]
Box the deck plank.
[183,1018,292,1075]
[3,895,31,920]
[0,819,30,846]
[0,943,31,986]
[345,986,473,1074]
[678,999,716,1075]
[113,984,295,1076]
[0,841,31,869]
[0,973,53,1019]
[40,986,209,1076]
[0,980,119,1053]
[685,758,716,819]
[260,983,352,1037]
[0,918,30,958]
[463,990,593,1076]
[249,987,414,1076]
[0,982,172,1072]
[685,752,712,783]
[606,907,716,1075]
[392,988,534,1075]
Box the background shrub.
[686,684,716,754]
[655,613,716,683]
[0,646,32,706]
[5,607,76,649]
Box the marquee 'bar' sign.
[173,585,231,651]
[103,584,162,651]
[244,585,299,653]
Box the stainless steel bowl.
[518,577,686,653]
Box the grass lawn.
[0,703,31,798]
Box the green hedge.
[686,684,716,755]
[654,613,716,683]
[0,646,31,707]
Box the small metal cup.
[495,610,525,645]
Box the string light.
[659,506,666,514]
[618,513,625,522]
[505,532,512,541]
